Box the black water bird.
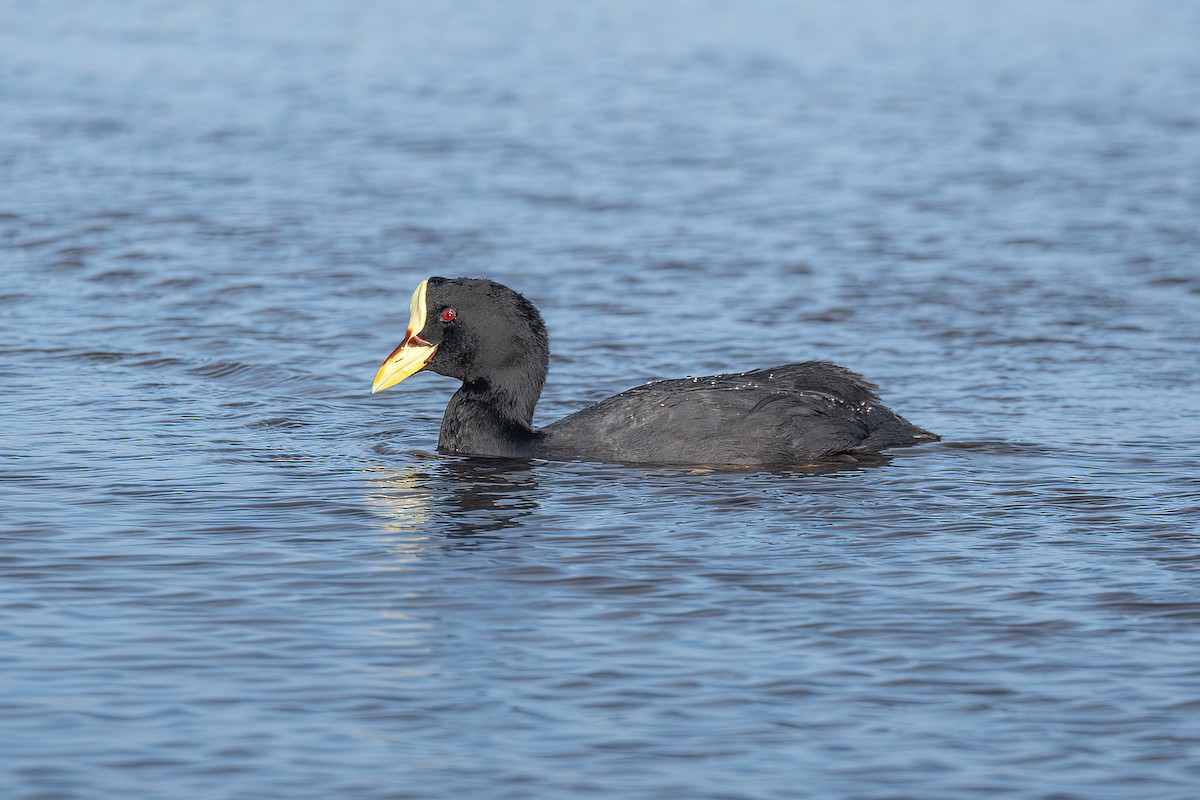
[371,277,938,466]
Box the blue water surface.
[2,2,1199,798]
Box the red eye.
[439,307,457,323]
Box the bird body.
[540,362,934,465]
[372,277,938,467]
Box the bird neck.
[438,375,543,457]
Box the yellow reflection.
[363,457,541,554]
[364,465,431,533]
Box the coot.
[371,277,938,466]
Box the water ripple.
[3,1,1200,799]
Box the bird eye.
[439,307,457,323]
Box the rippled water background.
[3,2,1200,798]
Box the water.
[3,1,1200,797]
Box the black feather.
[398,277,938,466]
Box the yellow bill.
[371,279,437,394]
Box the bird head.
[371,277,549,396]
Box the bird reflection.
[364,455,541,543]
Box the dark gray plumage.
[541,363,936,465]
[376,277,938,466]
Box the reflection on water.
[365,457,541,541]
